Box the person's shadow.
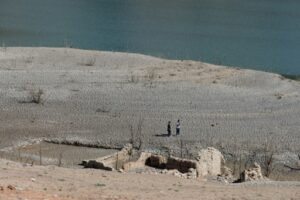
[154,133,170,137]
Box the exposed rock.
[196,147,225,176]
[217,166,234,183]
[216,175,229,184]
[187,168,197,179]
[240,162,264,182]
[163,169,187,179]
[166,169,181,177]
[181,173,188,179]
[221,166,233,177]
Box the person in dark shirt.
[176,119,180,136]
[167,121,171,136]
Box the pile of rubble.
[161,168,197,179]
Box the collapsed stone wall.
[196,147,225,176]
[165,157,198,173]
[124,147,224,177]
[82,144,133,170]
[130,153,198,173]
[82,145,225,179]
[81,145,271,183]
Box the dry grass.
[79,56,96,66]
[128,117,145,150]
[128,73,139,84]
[145,68,156,87]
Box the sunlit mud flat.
[0,142,117,167]
[0,47,299,180]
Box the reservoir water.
[1,0,300,75]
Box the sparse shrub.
[80,56,96,66]
[39,143,42,165]
[95,183,106,187]
[17,147,22,162]
[147,69,155,80]
[260,137,276,177]
[128,117,144,150]
[274,93,283,100]
[57,151,63,167]
[136,118,144,150]
[129,73,139,83]
[96,106,110,113]
[177,139,189,158]
[29,88,44,104]
[129,124,134,145]
[24,56,34,64]
[145,68,156,87]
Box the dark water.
[1,0,300,75]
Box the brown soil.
[0,159,299,200]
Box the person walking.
[167,121,171,137]
[176,119,180,136]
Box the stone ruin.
[240,162,265,182]
[81,144,133,171]
[82,145,226,179]
[81,144,270,183]
[124,152,198,174]
[196,147,225,176]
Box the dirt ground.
[0,159,299,200]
